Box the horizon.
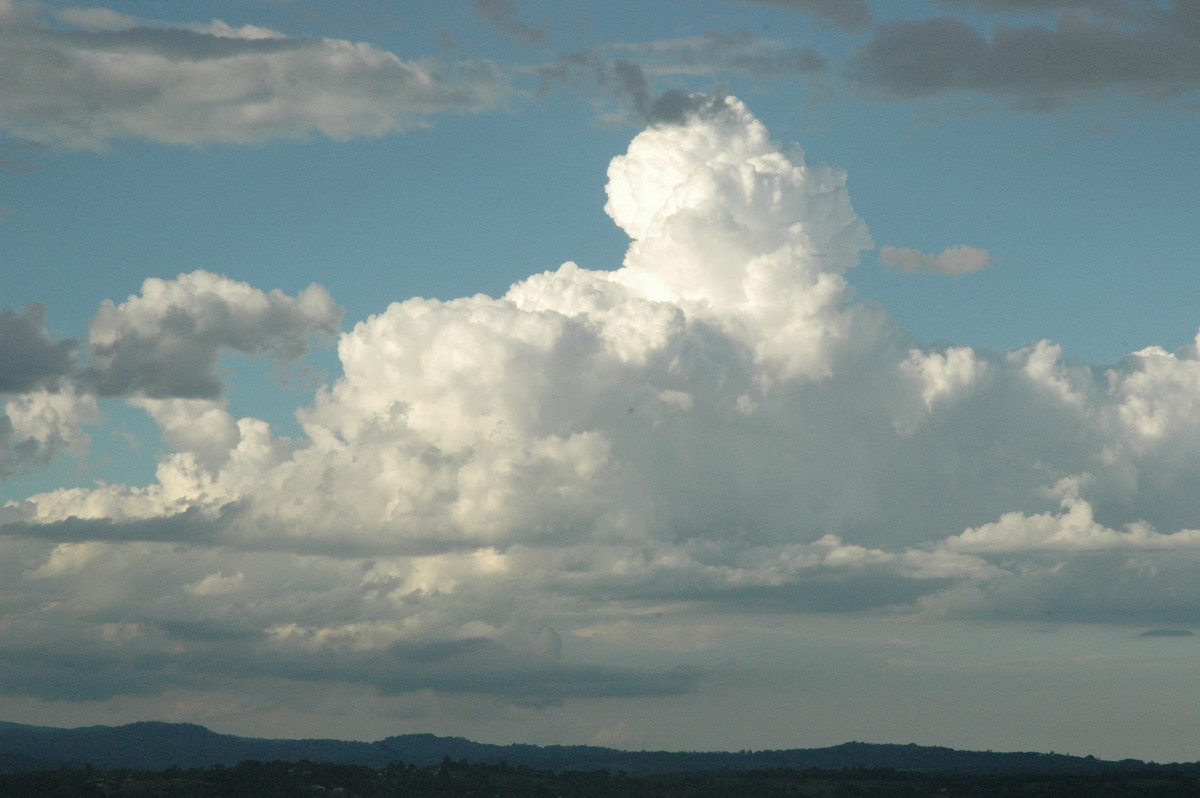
[2,0,1199,764]
[0,718,1183,764]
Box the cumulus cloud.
[849,6,1200,109]
[880,244,993,275]
[1,388,100,480]
[8,93,1200,710]
[0,303,76,392]
[900,346,990,412]
[0,303,91,480]
[0,2,509,148]
[82,270,342,399]
[943,475,1200,552]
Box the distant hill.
[0,720,1193,776]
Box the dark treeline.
[1,758,1198,798]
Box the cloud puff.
[8,94,1200,712]
[849,7,1200,110]
[0,304,91,480]
[0,3,509,148]
[1,388,99,480]
[82,270,342,399]
[943,475,1200,552]
[0,303,76,392]
[880,244,993,276]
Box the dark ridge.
[0,720,1195,776]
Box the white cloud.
[0,2,510,148]
[943,475,1200,552]
[1,387,100,479]
[901,346,990,411]
[9,93,1200,713]
[185,570,245,596]
[880,244,992,275]
[1105,338,1200,454]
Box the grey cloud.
[849,10,1200,109]
[0,648,163,702]
[472,0,549,44]
[0,303,76,392]
[0,628,702,704]
[1139,628,1194,637]
[739,0,872,31]
[538,33,822,123]
[154,619,266,643]
[606,32,826,78]
[607,62,732,126]
[0,505,236,546]
[81,272,341,399]
[943,0,1153,15]
[47,25,310,60]
[376,639,703,703]
[880,245,993,276]
[0,7,510,148]
[636,573,959,614]
[936,551,1200,625]
[259,639,703,704]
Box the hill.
[0,720,1192,776]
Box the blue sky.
[3,0,1200,762]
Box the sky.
[2,0,1200,763]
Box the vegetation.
[0,758,1197,798]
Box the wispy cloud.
[739,0,872,32]
[880,244,993,275]
[537,33,824,123]
[473,0,549,44]
[0,3,510,148]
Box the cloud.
[848,8,1200,109]
[537,34,824,123]
[472,0,549,44]
[0,303,77,392]
[600,32,826,80]
[0,3,510,148]
[880,244,993,275]
[184,570,245,596]
[1,388,99,481]
[943,475,1200,552]
[9,93,1200,711]
[739,0,872,31]
[900,346,990,412]
[944,0,1152,15]
[82,270,342,399]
